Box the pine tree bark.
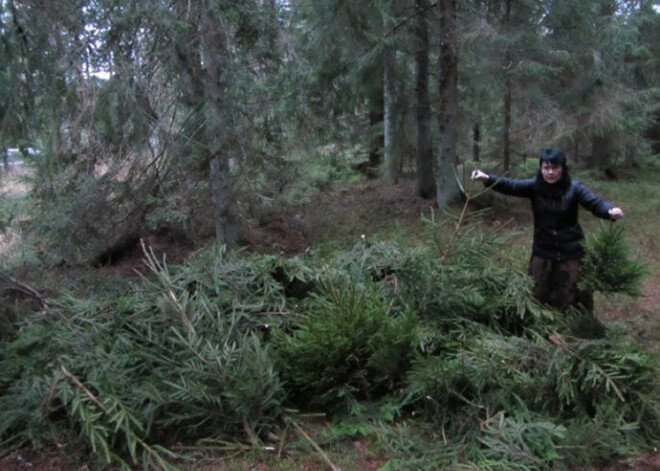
[200,10,237,249]
[415,0,435,199]
[210,155,237,248]
[436,0,462,208]
[368,78,384,174]
[472,123,481,162]
[503,75,511,173]
[1,147,8,175]
[590,135,613,169]
[502,0,512,174]
[383,47,397,184]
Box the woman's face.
[541,161,563,184]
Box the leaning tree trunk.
[436,0,462,208]
[415,0,435,199]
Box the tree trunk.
[368,84,384,174]
[383,47,397,184]
[590,135,613,169]
[646,106,660,155]
[415,0,435,199]
[436,0,461,208]
[502,0,512,174]
[503,77,511,173]
[210,156,237,248]
[200,11,238,249]
[2,147,8,175]
[472,123,480,162]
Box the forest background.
[2,0,660,470]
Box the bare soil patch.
[241,179,437,254]
[0,450,88,471]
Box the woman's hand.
[471,169,489,182]
[609,207,624,219]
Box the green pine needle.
[580,223,646,297]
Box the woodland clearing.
[1,170,660,471]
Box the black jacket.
[487,173,614,261]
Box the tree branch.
[0,269,50,310]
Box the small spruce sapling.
[579,223,646,297]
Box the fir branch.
[60,365,181,470]
[60,365,107,413]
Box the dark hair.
[539,147,567,168]
[536,147,571,190]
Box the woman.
[471,148,624,312]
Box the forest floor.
[2,178,660,471]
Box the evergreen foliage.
[271,280,418,410]
[2,1,660,469]
[1,226,660,469]
[3,0,658,264]
[404,330,660,469]
[580,222,646,296]
[0,246,288,469]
